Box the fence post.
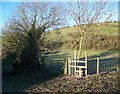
[85,51,87,76]
[74,50,76,75]
[64,59,68,75]
[68,58,70,75]
[97,58,99,74]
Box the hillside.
[27,71,119,92]
[43,22,118,51]
[45,22,118,40]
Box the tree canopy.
[2,2,67,72]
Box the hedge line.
[64,32,119,50]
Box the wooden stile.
[65,50,101,77]
[67,51,88,77]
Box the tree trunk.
[77,35,83,60]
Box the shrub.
[62,32,119,50]
[84,34,119,50]
[43,39,63,52]
[2,27,44,73]
[67,31,80,39]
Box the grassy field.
[43,49,119,75]
[2,22,119,92]
[46,22,118,40]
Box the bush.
[43,39,63,52]
[67,32,80,39]
[62,32,119,50]
[2,27,44,73]
[84,34,119,50]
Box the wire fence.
[44,60,64,75]
[44,57,119,76]
[87,57,119,75]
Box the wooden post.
[74,50,76,75]
[85,51,87,76]
[68,58,70,75]
[64,59,67,75]
[97,58,99,74]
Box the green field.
[45,22,118,40]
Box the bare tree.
[68,2,116,59]
[3,2,67,72]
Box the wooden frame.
[68,50,87,77]
[66,50,100,77]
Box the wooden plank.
[69,65,87,68]
[64,59,68,75]
[69,60,86,63]
[76,66,87,68]
[85,51,87,75]
[74,50,76,75]
[68,58,70,75]
[67,50,89,76]
[97,58,99,74]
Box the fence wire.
[44,57,119,75]
[87,57,119,75]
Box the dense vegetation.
[2,27,44,73]
[43,22,119,51]
[2,2,67,74]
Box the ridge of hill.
[43,22,118,51]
